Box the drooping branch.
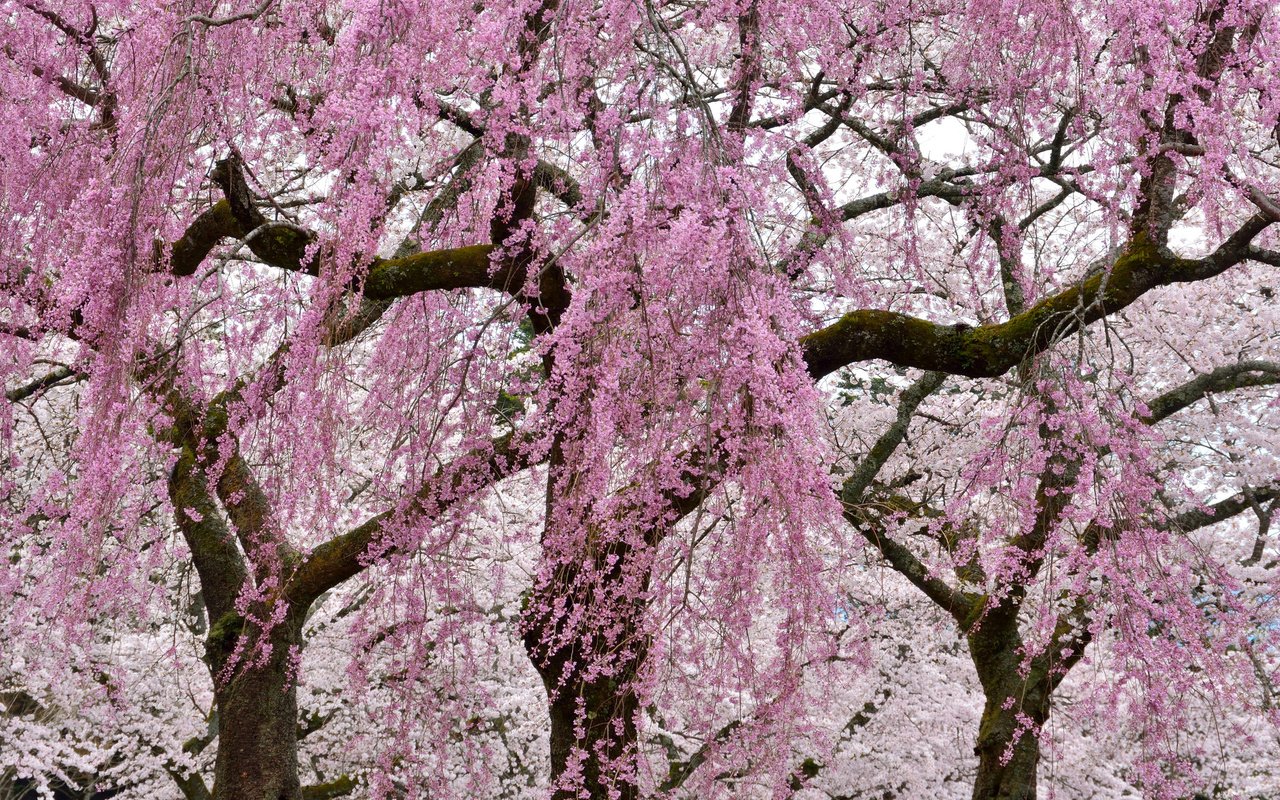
[252,27,593,758]
[1046,479,1279,692]
[1004,357,1280,687]
[141,151,551,607]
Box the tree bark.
[534,648,643,800]
[522,531,649,800]
[967,615,1050,800]
[168,432,308,800]
[970,686,1047,800]
[206,610,307,800]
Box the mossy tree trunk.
[967,610,1052,800]
[169,446,306,800]
[206,610,307,800]
[522,530,650,800]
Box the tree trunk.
[535,651,642,800]
[970,687,1046,800]
[206,610,306,800]
[523,533,648,800]
[968,616,1050,800]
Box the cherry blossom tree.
[3,0,1279,799]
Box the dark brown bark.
[535,649,643,800]
[967,614,1051,800]
[522,533,649,800]
[206,610,307,800]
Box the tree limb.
[301,775,358,800]
[1168,482,1280,534]
[1142,360,1280,423]
[286,432,541,605]
[167,446,249,625]
[802,220,1272,380]
[841,372,946,503]
[4,365,79,402]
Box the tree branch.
[167,769,213,800]
[802,220,1272,380]
[843,497,977,626]
[163,389,301,581]
[163,156,526,303]
[1142,360,1280,423]
[167,445,249,624]
[1168,483,1280,534]
[286,432,541,606]
[301,775,357,800]
[4,365,79,402]
[841,371,946,502]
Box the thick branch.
[836,373,975,621]
[726,3,760,135]
[802,221,1271,379]
[165,200,240,276]
[1142,360,1280,423]
[840,177,971,220]
[362,244,512,298]
[4,365,78,402]
[164,391,300,579]
[657,720,743,793]
[209,155,319,275]
[287,433,539,606]
[1034,595,1094,693]
[1169,483,1280,533]
[1247,246,1280,267]
[163,171,520,302]
[301,776,357,800]
[167,446,249,623]
[168,769,213,800]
